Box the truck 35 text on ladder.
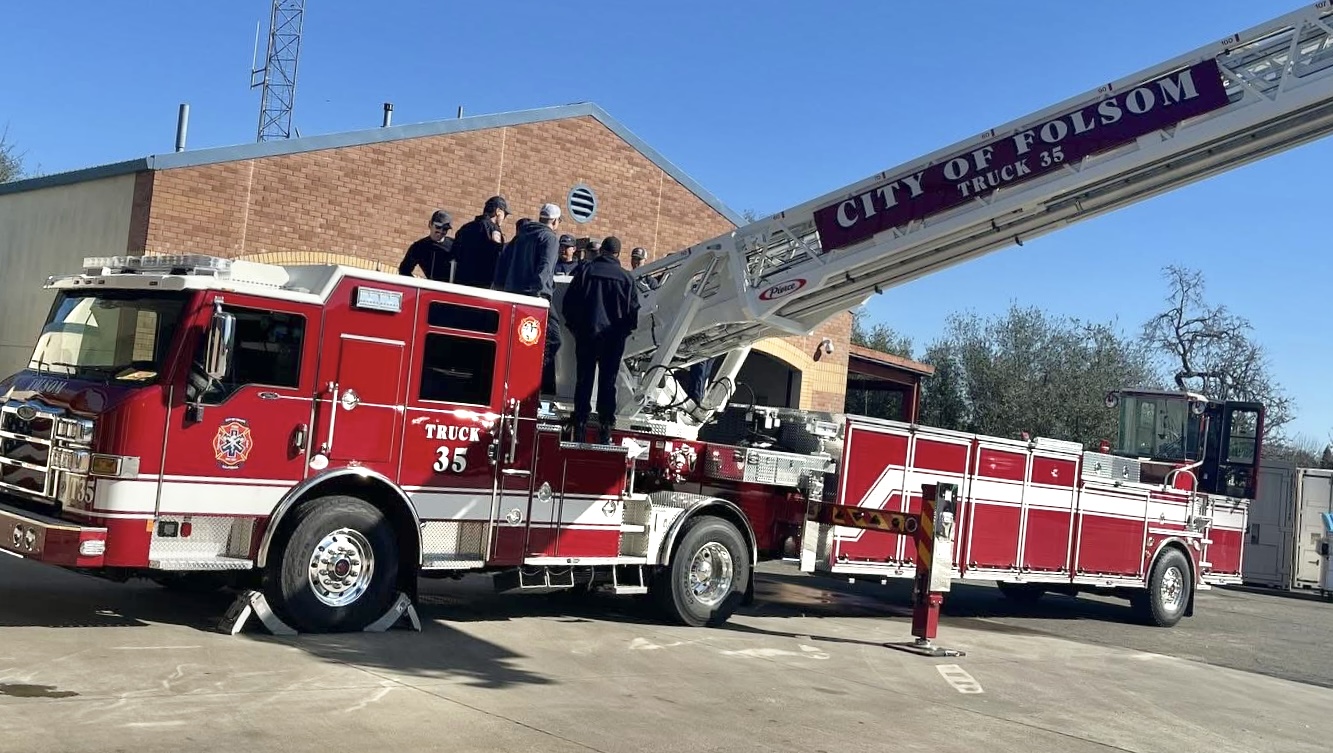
[1,3,1327,633]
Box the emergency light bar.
[81,254,233,276]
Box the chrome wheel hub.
[308,528,374,607]
[688,542,734,607]
[1161,566,1184,610]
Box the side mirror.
[204,310,235,381]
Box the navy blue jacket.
[493,220,560,299]
[398,236,454,282]
[451,215,505,288]
[561,255,641,339]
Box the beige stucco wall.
[0,173,137,376]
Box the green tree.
[850,310,913,357]
[845,311,916,420]
[916,304,1159,446]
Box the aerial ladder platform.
[614,2,1333,433]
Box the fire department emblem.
[213,418,254,471]
[518,316,541,346]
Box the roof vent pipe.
[175,103,189,152]
[382,102,393,128]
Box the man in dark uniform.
[561,236,640,444]
[493,203,564,395]
[398,210,454,282]
[451,195,509,288]
[554,234,579,274]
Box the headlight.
[50,447,90,473]
[55,417,94,444]
[89,455,123,476]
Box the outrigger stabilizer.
[808,482,965,657]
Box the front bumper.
[0,499,106,567]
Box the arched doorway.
[733,350,803,409]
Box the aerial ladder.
[607,1,1333,437]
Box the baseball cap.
[631,247,647,259]
[558,234,576,247]
[539,203,561,219]
[430,209,452,228]
[484,195,509,214]
[585,237,602,250]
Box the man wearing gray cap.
[494,202,564,394]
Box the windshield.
[1114,393,1202,461]
[28,290,189,384]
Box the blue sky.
[2,1,1325,441]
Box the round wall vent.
[567,184,598,223]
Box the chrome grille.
[1,409,54,440]
[0,402,91,504]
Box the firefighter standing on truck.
[561,236,640,444]
[555,234,580,274]
[398,210,454,282]
[451,195,509,288]
[493,203,564,395]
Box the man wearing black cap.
[555,234,579,275]
[561,236,640,444]
[398,209,454,282]
[451,195,509,288]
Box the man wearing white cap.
[494,202,564,393]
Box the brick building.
[0,102,854,412]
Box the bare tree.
[0,125,23,183]
[1266,433,1333,468]
[1141,265,1293,439]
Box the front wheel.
[264,495,400,633]
[1135,547,1192,628]
[655,516,751,627]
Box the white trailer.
[1242,460,1333,592]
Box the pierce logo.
[518,316,541,346]
[213,418,253,471]
[758,279,806,301]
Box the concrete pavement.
[0,556,1328,753]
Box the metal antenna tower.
[250,0,306,142]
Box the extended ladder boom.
[619,2,1333,422]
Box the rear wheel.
[655,516,751,627]
[1135,547,1192,627]
[264,495,400,633]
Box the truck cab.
[1103,388,1264,500]
[0,253,758,633]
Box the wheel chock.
[218,589,297,636]
[218,590,421,636]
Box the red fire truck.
[0,3,1326,633]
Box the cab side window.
[417,301,500,407]
[196,307,306,405]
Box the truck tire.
[264,495,400,633]
[1137,547,1192,628]
[655,516,750,628]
